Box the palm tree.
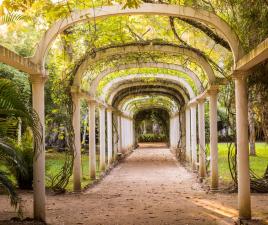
[0,78,42,210]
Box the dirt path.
[0,145,268,225]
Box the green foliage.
[11,132,34,190]
[138,133,167,142]
[0,78,41,212]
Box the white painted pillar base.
[99,106,106,171]
[71,88,81,191]
[234,72,251,219]
[30,75,46,222]
[208,87,219,190]
[88,100,96,179]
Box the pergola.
[1,3,268,222]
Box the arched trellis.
[1,1,266,220]
[88,62,204,95]
[115,90,183,113]
[108,82,189,106]
[74,43,216,87]
[31,3,244,72]
[100,74,195,104]
[112,86,186,109]
[122,95,178,116]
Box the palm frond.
[0,139,28,177]
[0,170,19,208]
[0,78,43,155]
[0,12,27,25]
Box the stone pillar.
[185,107,191,162]
[121,117,125,152]
[175,115,180,148]
[113,114,118,159]
[88,100,96,179]
[125,119,129,150]
[190,103,197,170]
[107,108,113,165]
[117,115,122,153]
[71,88,81,191]
[197,99,206,179]
[99,106,106,171]
[208,87,219,190]
[180,110,186,155]
[130,120,134,148]
[30,75,46,221]
[169,118,172,147]
[234,72,251,219]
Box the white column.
[127,119,130,149]
[117,115,122,153]
[234,72,251,219]
[175,115,180,148]
[121,117,125,152]
[71,89,81,191]
[170,117,173,148]
[170,115,179,150]
[113,114,118,159]
[190,104,197,170]
[198,99,206,179]
[31,75,46,221]
[180,111,186,154]
[130,120,134,149]
[99,106,106,171]
[88,100,96,179]
[208,88,219,190]
[185,107,191,162]
[107,109,113,165]
[125,119,129,150]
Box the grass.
[217,142,268,183]
[45,150,101,191]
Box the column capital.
[29,74,47,84]
[170,111,180,118]
[207,85,219,96]
[196,98,206,104]
[98,104,106,109]
[115,111,123,116]
[188,101,197,108]
[107,106,114,112]
[87,99,97,105]
[232,70,251,80]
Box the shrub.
[138,133,167,142]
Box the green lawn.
[217,142,268,183]
[45,150,101,191]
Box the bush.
[14,146,33,189]
[138,133,167,142]
[9,130,34,190]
